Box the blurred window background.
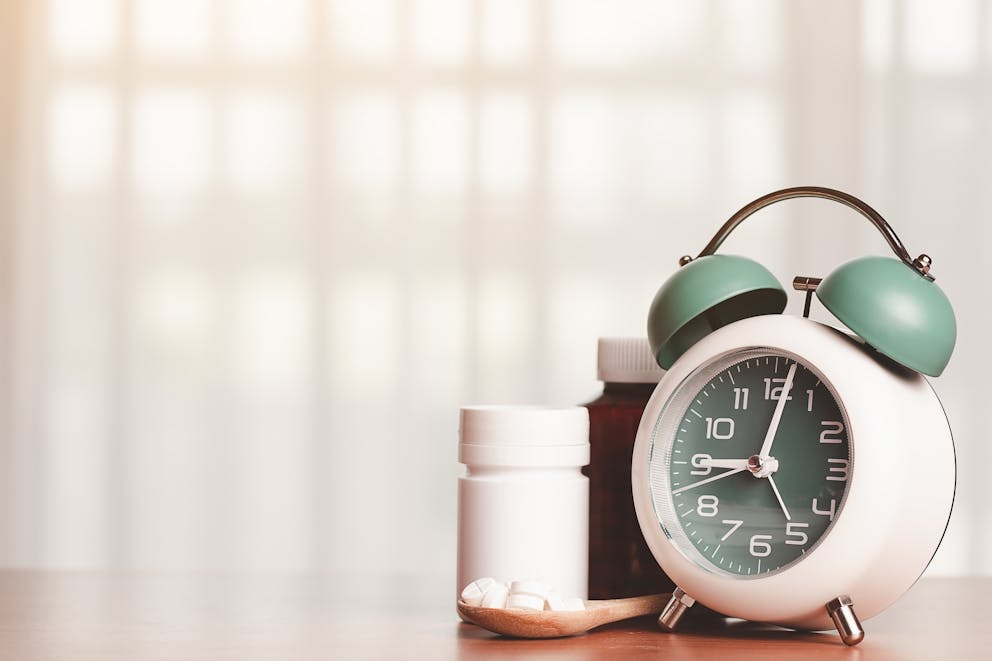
[0,0,987,579]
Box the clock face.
[648,349,852,578]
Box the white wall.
[3,0,987,578]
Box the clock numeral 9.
[705,417,735,440]
[785,522,809,546]
[749,534,773,557]
[819,420,845,444]
[697,495,719,517]
[690,453,712,476]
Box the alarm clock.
[631,187,956,646]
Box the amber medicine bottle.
[583,338,675,599]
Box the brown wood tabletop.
[0,572,984,660]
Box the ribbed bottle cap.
[458,406,589,467]
[597,337,666,384]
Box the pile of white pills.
[460,578,586,612]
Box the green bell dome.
[648,255,787,369]
[816,256,956,376]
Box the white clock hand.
[672,467,747,495]
[758,362,797,459]
[700,456,780,475]
[698,458,750,470]
[767,474,792,521]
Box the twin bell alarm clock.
[631,187,956,646]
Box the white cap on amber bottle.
[597,337,666,384]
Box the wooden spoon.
[457,593,671,639]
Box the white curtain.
[1,0,987,577]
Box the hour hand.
[697,458,750,470]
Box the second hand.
[673,466,748,495]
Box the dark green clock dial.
[652,351,852,577]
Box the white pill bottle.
[457,406,589,600]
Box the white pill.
[506,592,545,611]
[479,582,509,609]
[460,577,498,607]
[546,595,586,612]
[508,580,551,600]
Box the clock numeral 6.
[749,534,773,557]
[785,522,809,546]
[705,417,735,440]
[690,453,712,476]
[697,495,719,517]
[819,420,845,444]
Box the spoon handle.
[589,593,672,627]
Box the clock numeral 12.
[763,378,793,401]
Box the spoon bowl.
[457,593,672,639]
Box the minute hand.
[758,362,797,459]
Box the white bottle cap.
[458,406,590,468]
[597,337,666,384]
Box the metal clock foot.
[658,587,696,631]
[826,595,865,646]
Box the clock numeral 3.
[697,495,719,517]
[826,458,849,482]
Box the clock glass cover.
[648,349,852,577]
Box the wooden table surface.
[0,572,984,660]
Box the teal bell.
[647,255,787,369]
[650,187,957,376]
[816,256,956,376]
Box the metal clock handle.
[682,186,935,281]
